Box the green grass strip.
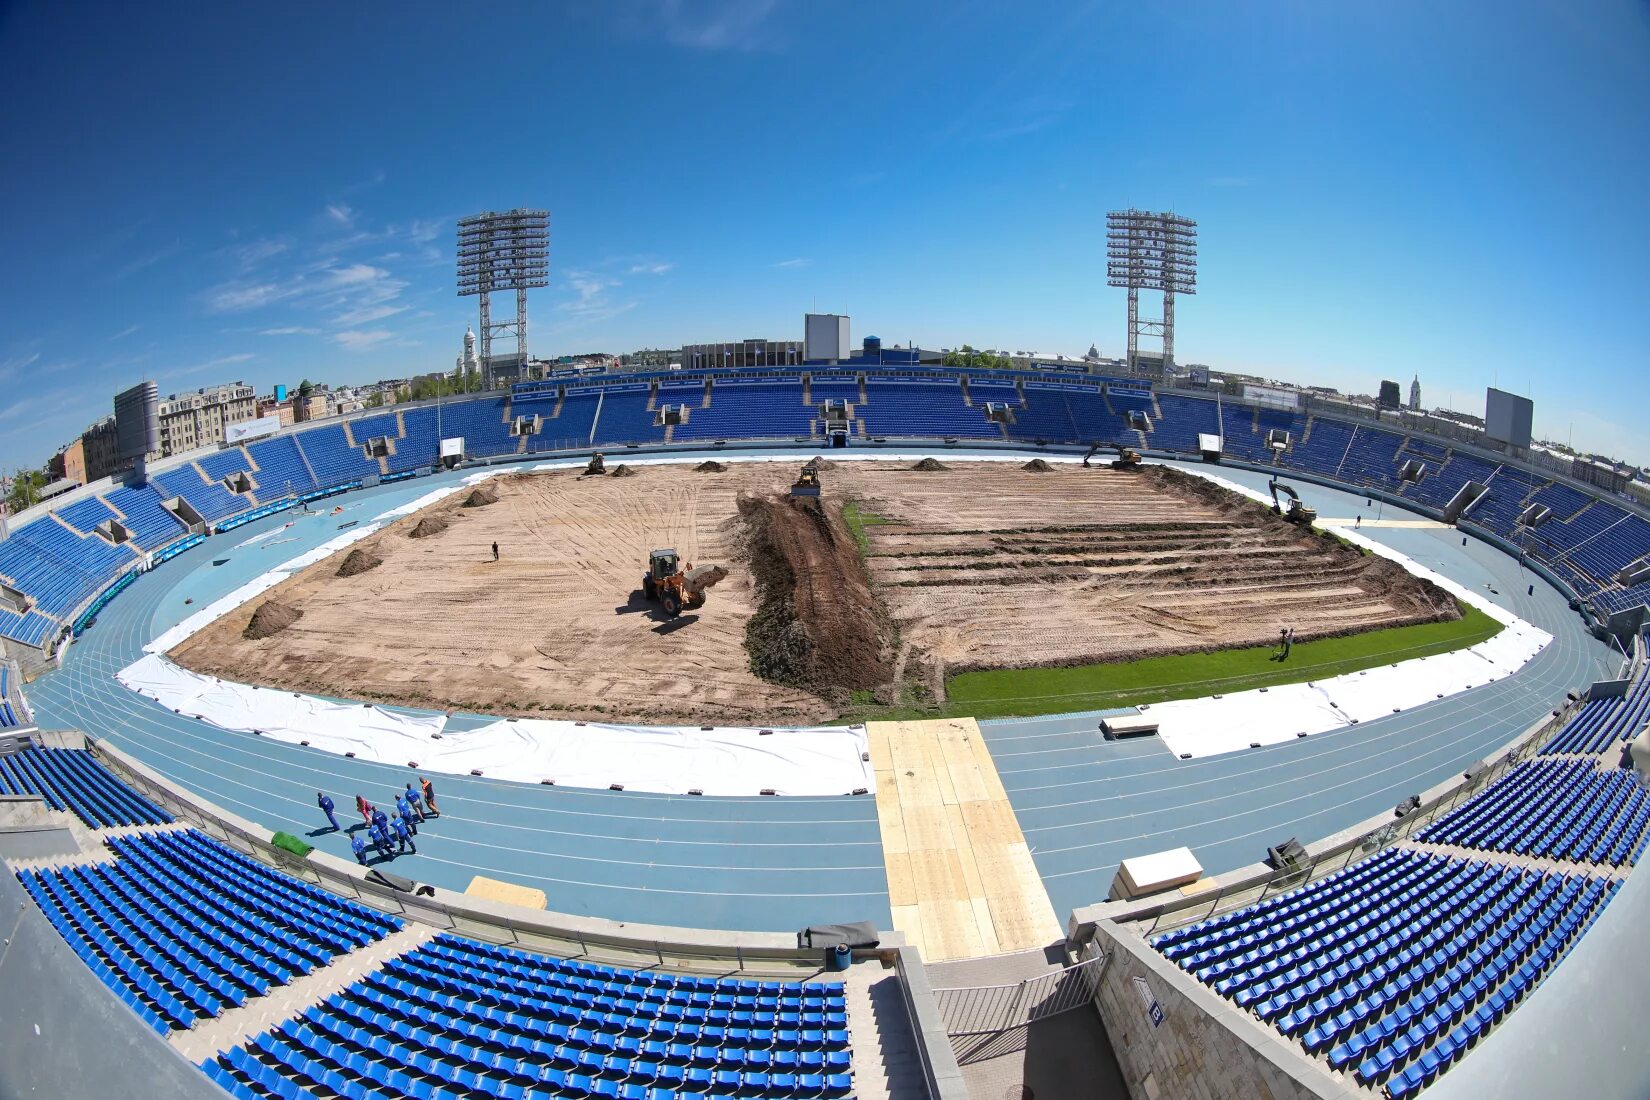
[841,501,889,557]
[838,603,1501,723]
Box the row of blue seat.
[0,746,170,828]
[1155,847,1620,1098]
[1414,759,1650,866]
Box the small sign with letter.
[1133,975,1165,1028]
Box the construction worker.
[421,777,438,817]
[392,814,416,854]
[395,792,417,835]
[317,792,340,832]
[403,782,425,822]
[370,821,394,859]
[371,806,390,836]
[492,541,500,562]
[350,833,368,865]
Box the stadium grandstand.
[3,367,1649,1100]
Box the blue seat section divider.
[1414,758,1650,866]
[294,425,380,488]
[0,746,171,827]
[56,495,120,535]
[207,933,854,1100]
[1150,394,1220,453]
[674,383,815,442]
[593,388,670,448]
[152,465,250,525]
[1153,848,1619,1097]
[861,380,995,438]
[103,485,189,550]
[0,516,138,620]
[15,828,401,1036]
[245,435,319,502]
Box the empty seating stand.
[1415,759,1650,866]
[1154,848,1619,1097]
[17,828,400,1036]
[1539,676,1650,755]
[0,746,170,828]
[207,934,853,1100]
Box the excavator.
[641,549,728,618]
[1082,444,1143,470]
[1268,478,1318,525]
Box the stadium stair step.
[170,924,438,1064]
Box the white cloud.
[628,261,674,276]
[227,238,289,267]
[258,326,320,337]
[0,351,42,382]
[773,257,811,268]
[334,330,394,351]
[326,263,387,287]
[114,240,184,280]
[655,0,780,50]
[326,203,356,226]
[172,352,255,380]
[206,282,297,312]
[108,325,140,341]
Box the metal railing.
[933,953,1106,1036]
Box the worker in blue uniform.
[393,814,416,854]
[350,832,368,865]
[317,792,340,832]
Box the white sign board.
[226,415,283,445]
[439,437,465,459]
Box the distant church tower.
[456,326,479,376]
[1409,375,1421,411]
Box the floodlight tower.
[1106,210,1197,373]
[457,209,550,385]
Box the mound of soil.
[808,456,837,471]
[409,516,451,539]
[336,547,383,577]
[463,486,499,508]
[695,460,728,473]
[912,457,948,471]
[740,494,894,697]
[1022,458,1055,472]
[609,464,636,478]
[244,600,301,640]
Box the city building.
[1409,375,1422,411]
[156,382,257,456]
[622,347,679,370]
[293,393,328,422]
[680,339,804,371]
[49,416,121,486]
[456,326,480,377]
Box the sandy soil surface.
[818,462,1457,686]
[171,465,831,725]
[172,461,1455,722]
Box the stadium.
[4,336,1650,1100]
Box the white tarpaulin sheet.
[1150,469,1553,758]
[440,718,874,796]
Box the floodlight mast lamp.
[1106,209,1197,373]
[456,209,550,381]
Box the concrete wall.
[1089,920,1358,1100]
[0,869,222,1100]
[891,946,970,1100]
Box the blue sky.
[2,0,1648,472]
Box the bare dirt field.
[172,461,1457,722]
[172,465,832,725]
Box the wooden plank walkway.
[868,718,1059,961]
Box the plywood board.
[465,875,548,910]
[867,718,1060,961]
